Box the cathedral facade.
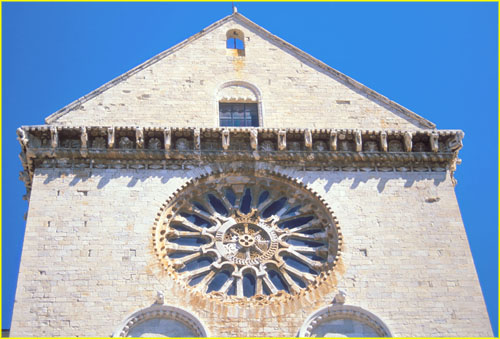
[11,12,492,337]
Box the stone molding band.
[17,125,463,201]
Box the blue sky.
[2,2,497,334]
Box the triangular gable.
[45,13,435,130]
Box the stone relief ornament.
[92,137,106,149]
[176,138,190,151]
[388,140,403,152]
[260,140,275,152]
[153,172,341,300]
[119,136,134,149]
[148,138,161,150]
[313,141,327,152]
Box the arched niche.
[112,304,208,337]
[298,305,392,337]
[216,81,263,127]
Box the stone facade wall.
[11,163,492,337]
[50,17,429,130]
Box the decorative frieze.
[17,125,464,199]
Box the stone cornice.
[17,125,464,201]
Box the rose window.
[153,172,341,299]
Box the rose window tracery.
[153,172,341,300]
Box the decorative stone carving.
[333,290,346,304]
[404,132,413,152]
[250,129,258,150]
[164,128,172,151]
[430,132,439,153]
[447,132,464,152]
[193,128,201,150]
[260,140,275,151]
[136,128,144,149]
[16,128,29,148]
[80,127,88,149]
[363,141,378,152]
[61,139,80,148]
[380,132,388,152]
[155,290,165,305]
[278,130,286,151]
[313,141,327,151]
[304,129,312,150]
[118,136,134,149]
[329,131,337,151]
[148,137,161,150]
[107,127,115,148]
[50,126,58,148]
[176,138,190,151]
[354,130,362,152]
[92,137,106,149]
[413,142,426,152]
[288,141,301,151]
[153,171,341,300]
[222,129,230,150]
[388,140,403,152]
[339,140,353,152]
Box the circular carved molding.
[153,170,342,302]
[298,305,392,337]
[112,305,208,337]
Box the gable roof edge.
[45,13,236,124]
[46,12,436,129]
[233,13,436,129]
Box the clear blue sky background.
[2,2,497,334]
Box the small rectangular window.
[219,103,259,127]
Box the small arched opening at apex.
[226,29,245,56]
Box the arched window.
[226,29,245,50]
[112,305,208,337]
[217,82,261,127]
[299,305,392,337]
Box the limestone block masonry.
[11,11,492,337]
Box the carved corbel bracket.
[447,131,464,152]
[50,126,58,148]
[404,131,413,152]
[329,131,337,151]
[380,132,388,152]
[136,127,144,149]
[304,129,313,150]
[430,132,439,153]
[222,129,230,150]
[354,130,362,152]
[193,128,201,151]
[107,127,115,148]
[164,128,172,151]
[16,128,29,148]
[250,129,258,150]
[278,130,286,151]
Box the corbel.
[164,128,172,151]
[403,131,413,152]
[430,132,439,153]
[447,132,464,152]
[380,131,388,152]
[50,126,58,148]
[354,130,362,152]
[16,128,29,148]
[250,129,258,150]
[107,127,115,148]
[329,131,337,151]
[80,127,88,149]
[304,129,313,150]
[136,127,144,149]
[193,128,201,151]
[278,130,287,151]
[222,129,230,150]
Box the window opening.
[219,103,259,127]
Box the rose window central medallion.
[153,171,342,300]
[215,210,279,266]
